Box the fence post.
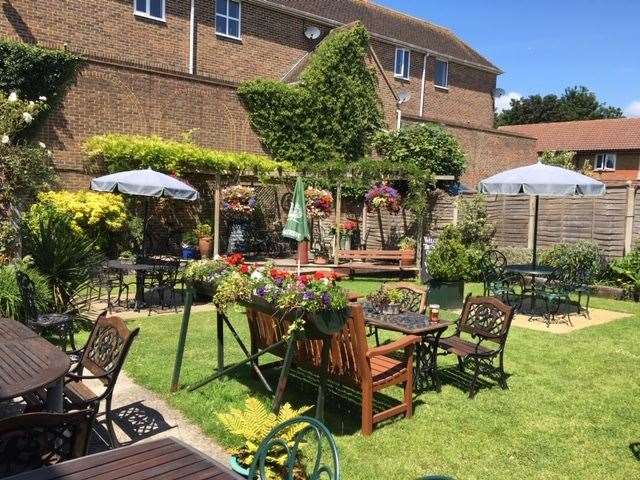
[213,175,221,258]
[624,181,636,255]
[527,196,536,250]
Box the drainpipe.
[188,0,196,74]
[419,53,428,117]
[396,108,402,130]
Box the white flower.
[38,141,46,149]
[28,101,35,108]
[8,92,18,103]
[250,270,264,281]
[46,149,52,157]
[1,135,9,145]
[321,278,330,286]
[22,112,33,123]
[38,96,47,101]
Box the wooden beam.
[334,183,342,265]
[624,181,636,255]
[213,175,221,258]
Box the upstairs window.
[435,59,449,88]
[394,48,410,80]
[216,0,241,39]
[595,153,616,171]
[134,0,165,21]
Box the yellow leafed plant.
[218,398,311,479]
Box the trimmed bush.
[540,241,605,282]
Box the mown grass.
[121,280,640,479]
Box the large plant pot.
[181,247,197,259]
[229,457,250,478]
[400,249,415,267]
[428,280,464,309]
[339,234,352,251]
[198,236,213,259]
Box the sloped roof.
[500,118,640,152]
[261,0,501,73]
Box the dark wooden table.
[364,308,451,391]
[0,318,70,412]
[5,437,244,480]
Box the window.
[394,48,410,80]
[435,59,449,88]
[595,153,616,171]
[216,0,241,39]
[134,0,165,21]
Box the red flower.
[298,274,312,285]
[226,253,245,266]
[269,268,290,280]
[239,264,250,274]
[313,271,339,282]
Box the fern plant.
[218,398,310,479]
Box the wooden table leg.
[46,378,64,412]
[272,335,296,414]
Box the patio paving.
[511,306,632,334]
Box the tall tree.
[496,86,623,126]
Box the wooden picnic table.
[4,437,244,480]
[363,307,451,392]
[0,318,70,412]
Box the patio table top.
[5,437,244,480]
[506,264,554,277]
[0,318,70,402]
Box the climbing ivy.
[238,23,383,172]
[0,39,81,102]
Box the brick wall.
[575,151,640,182]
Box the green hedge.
[0,38,81,101]
[84,134,293,176]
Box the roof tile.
[499,118,640,152]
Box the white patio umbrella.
[478,162,605,267]
[91,168,200,255]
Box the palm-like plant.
[21,212,103,316]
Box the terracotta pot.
[198,236,213,259]
[314,256,328,265]
[400,249,415,266]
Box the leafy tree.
[539,150,577,169]
[497,86,623,126]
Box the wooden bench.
[245,303,420,436]
[336,250,417,279]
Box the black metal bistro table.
[363,307,450,392]
[506,264,554,309]
[106,260,175,310]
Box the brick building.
[1,0,536,189]
[501,118,640,183]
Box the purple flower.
[321,292,330,307]
[248,197,257,207]
[256,287,266,297]
[303,291,315,301]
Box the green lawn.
[121,280,640,479]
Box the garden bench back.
[338,249,404,263]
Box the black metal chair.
[437,295,515,399]
[248,416,340,480]
[147,260,181,315]
[15,271,76,350]
[570,266,593,319]
[480,250,525,311]
[63,312,139,448]
[0,410,95,478]
[537,268,573,326]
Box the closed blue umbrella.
[479,162,605,267]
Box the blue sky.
[377,0,640,117]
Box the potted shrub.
[181,232,198,259]
[426,227,468,309]
[218,398,310,479]
[366,287,406,315]
[222,185,257,253]
[331,219,358,251]
[398,236,417,266]
[194,223,213,259]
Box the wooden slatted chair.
[63,312,139,448]
[0,410,94,478]
[436,295,515,399]
[246,303,419,436]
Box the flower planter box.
[428,280,464,309]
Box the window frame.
[133,0,166,22]
[216,0,242,40]
[594,153,617,171]
[394,48,411,80]
[435,58,449,89]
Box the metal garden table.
[0,318,70,412]
[106,260,175,310]
[506,264,554,309]
[363,308,451,392]
[4,437,244,480]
